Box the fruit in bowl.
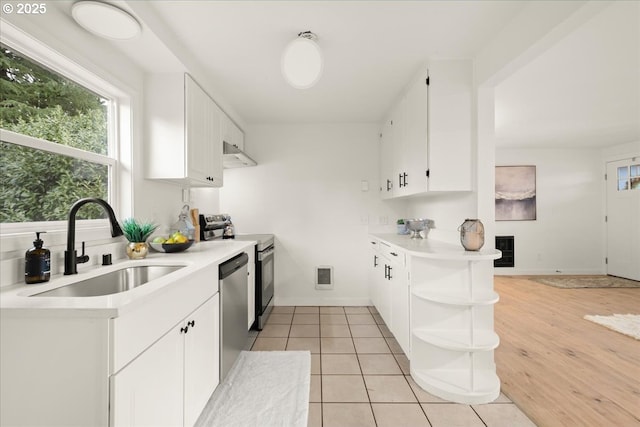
[149,232,194,253]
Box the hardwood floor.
[494,276,640,427]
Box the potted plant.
[121,218,158,259]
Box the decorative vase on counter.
[126,242,149,259]
[458,219,485,251]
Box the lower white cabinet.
[0,262,221,427]
[368,239,410,356]
[368,234,502,405]
[110,294,220,427]
[110,321,184,426]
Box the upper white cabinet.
[380,59,472,198]
[146,73,224,187]
[221,113,245,151]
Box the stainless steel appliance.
[233,234,274,330]
[219,252,249,381]
[199,214,275,331]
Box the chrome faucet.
[64,198,124,275]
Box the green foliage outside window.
[0,42,110,223]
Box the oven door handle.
[258,246,275,261]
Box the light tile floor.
[250,306,537,427]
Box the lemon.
[152,236,166,244]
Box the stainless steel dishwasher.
[219,252,249,381]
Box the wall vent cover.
[315,266,333,290]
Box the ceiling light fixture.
[281,31,323,89]
[71,1,141,40]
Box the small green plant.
[397,219,405,225]
[121,218,158,243]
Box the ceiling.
[494,1,640,149]
[53,1,639,149]
[119,0,528,123]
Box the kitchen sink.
[32,265,185,297]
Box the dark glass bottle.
[25,231,51,284]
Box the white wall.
[219,124,407,305]
[406,193,477,245]
[494,147,604,275]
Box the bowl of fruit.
[149,231,195,253]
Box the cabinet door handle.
[374,255,378,267]
[384,264,389,279]
[399,173,403,188]
[180,326,189,334]
[188,320,195,328]
[390,252,398,257]
[387,265,393,280]
[403,173,408,187]
[386,179,392,191]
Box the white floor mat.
[195,351,310,427]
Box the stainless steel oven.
[254,239,274,330]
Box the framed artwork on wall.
[495,165,536,221]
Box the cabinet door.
[380,117,395,199]
[110,324,184,427]
[369,243,381,308]
[427,60,471,191]
[390,265,410,357]
[399,74,428,197]
[184,294,220,427]
[186,75,223,187]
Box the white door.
[606,158,640,280]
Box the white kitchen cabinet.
[379,59,472,198]
[0,262,220,427]
[369,234,502,404]
[221,113,245,151]
[110,321,184,426]
[184,294,220,426]
[410,257,499,404]
[111,294,219,427]
[146,73,223,187]
[368,239,410,356]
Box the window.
[617,164,640,191]
[0,42,116,224]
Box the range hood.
[223,142,257,168]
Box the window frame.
[0,20,127,238]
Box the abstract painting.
[495,166,536,221]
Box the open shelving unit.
[409,252,501,404]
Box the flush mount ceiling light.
[281,31,323,89]
[72,1,141,40]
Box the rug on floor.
[195,351,310,427]
[529,275,640,289]
[584,314,640,340]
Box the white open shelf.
[412,287,499,306]
[411,368,500,405]
[413,329,499,352]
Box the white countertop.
[371,233,501,260]
[0,240,255,318]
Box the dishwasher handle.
[219,252,249,279]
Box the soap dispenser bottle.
[25,231,51,284]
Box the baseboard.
[494,268,605,276]
[274,296,373,306]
